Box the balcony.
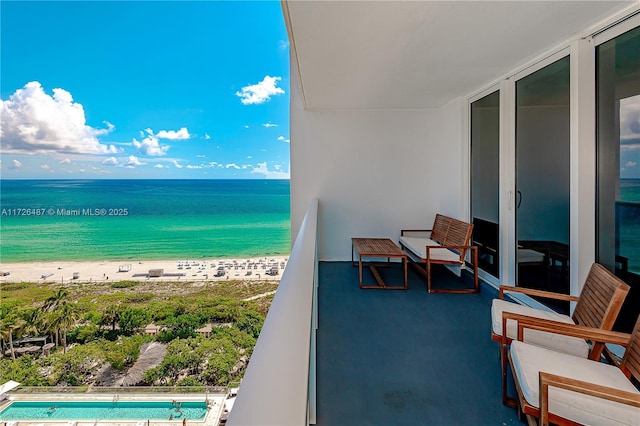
[229,200,521,425]
[313,261,518,425]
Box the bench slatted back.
[431,214,451,244]
[430,214,474,262]
[445,218,474,261]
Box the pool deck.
[0,393,226,426]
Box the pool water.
[0,400,208,421]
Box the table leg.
[359,255,363,288]
[351,243,355,267]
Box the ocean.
[619,179,640,273]
[1,178,637,270]
[0,179,291,263]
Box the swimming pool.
[0,400,208,421]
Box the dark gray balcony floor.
[316,261,522,426]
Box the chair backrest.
[621,316,640,381]
[573,263,630,329]
[572,263,630,359]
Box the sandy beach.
[0,255,288,284]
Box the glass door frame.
[468,85,502,286]
[507,48,573,297]
[466,10,640,305]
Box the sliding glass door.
[471,91,500,278]
[515,56,571,305]
[597,26,640,332]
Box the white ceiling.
[284,1,635,109]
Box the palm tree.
[0,305,10,354]
[43,288,68,312]
[57,301,79,353]
[20,307,41,338]
[44,310,63,348]
[42,288,68,348]
[101,304,120,332]
[0,312,26,359]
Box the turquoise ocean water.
[619,179,640,273]
[0,179,290,263]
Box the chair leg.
[502,343,517,408]
[473,248,479,292]
[427,261,432,292]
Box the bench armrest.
[426,244,476,250]
[499,285,580,302]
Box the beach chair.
[507,316,640,425]
[493,263,630,405]
[399,214,478,293]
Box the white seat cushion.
[399,236,461,263]
[492,299,589,358]
[510,340,640,425]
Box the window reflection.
[597,26,640,333]
[516,56,571,307]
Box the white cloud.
[278,136,290,143]
[102,121,115,133]
[278,40,290,51]
[125,155,145,167]
[1,81,119,155]
[186,165,203,169]
[154,164,165,169]
[243,125,250,129]
[131,128,189,156]
[247,156,253,159]
[59,158,71,164]
[204,134,211,140]
[263,122,278,128]
[11,160,23,169]
[132,135,169,156]
[236,76,285,105]
[251,162,290,179]
[196,154,206,158]
[173,160,183,169]
[156,127,190,140]
[625,160,637,168]
[102,157,118,166]
[41,164,50,169]
[226,163,240,169]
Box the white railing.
[228,198,318,426]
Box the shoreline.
[0,255,289,284]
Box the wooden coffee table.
[352,238,408,289]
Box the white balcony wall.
[290,70,466,260]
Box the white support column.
[500,77,516,286]
[569,38,597,302]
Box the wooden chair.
[507,316,640,425]
[399,214,478,293]
[493,263,630,357]
[493,263,630,406]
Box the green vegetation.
[0,279,276,387]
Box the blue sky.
[0,0,290,179]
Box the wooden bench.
[399,214,478,293]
